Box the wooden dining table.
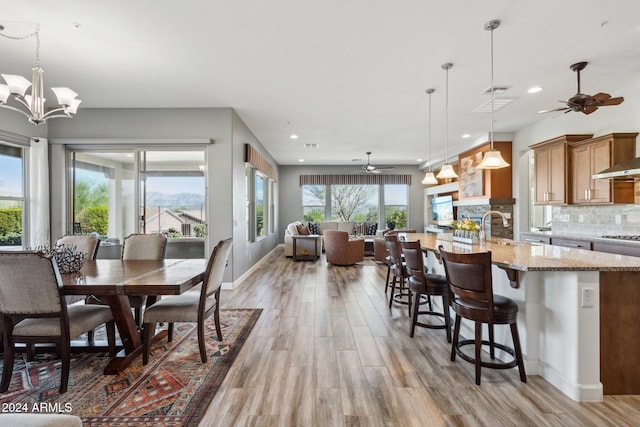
[61,258,207,374]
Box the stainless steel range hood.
[592,157,640,180]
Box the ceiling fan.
[360,152,394,174]
[539,62,624,115]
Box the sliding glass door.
[70,148,206,257]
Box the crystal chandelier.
[477,19,509,169]
[0,24,81,125]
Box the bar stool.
[384,234,412,315]
[400,239,451,341]
[438,245,526,385]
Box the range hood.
[592,157,640,180]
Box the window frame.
[0,140,29,248]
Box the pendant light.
[436,63,458,180]
[477,19,510,169]
[421,88,438,185]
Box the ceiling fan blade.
[371,169,383,174]
[592,92,611,102]
[373,166,395,170]
[600,96,624,106]
[538,107,570,114]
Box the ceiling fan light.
[437,164,458,179]
[421,171,438,185]
[1,74,32,97]
[477,149,510,169]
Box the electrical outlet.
[582,287,594,308]
[578,215,584,223]
[615,215,622,224]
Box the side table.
[292,234,320,261]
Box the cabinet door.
[547,142,566,204]
[534,147,550,204]
[589,139,611,203]
[571,145,591,204]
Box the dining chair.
[400,239,451,341]
[384,233,413,315]
[56,234,100,305]
[142,238,232,364]
[0,251,115,394]
[438,245,526,385]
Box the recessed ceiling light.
[298,158,304,162]
[290,134,298,139]
[528,86,543,94]
[304,143,318,148]
[462,134,471,139]
[416,158,424,162]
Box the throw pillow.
[296,224,310,235]
[365,222,378,235]
[353,223,366,235]
[308,222,320,235]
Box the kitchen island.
[398,232,640,402]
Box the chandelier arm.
[42,108,72,119]
[0,103,34,118]
[10,96,35,115]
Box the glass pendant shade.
[0,84,10,103]
[437,164,457,179]
[2,74,32,96]
[421,171,438,185]
[477,148,510,169]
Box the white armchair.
[284,221,322,257]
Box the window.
[302,184,326,222]
[384,184,408,228]
[70,149,205,248]
[247,167,272,241]
[0,143,26,248]
[331,185,378,222]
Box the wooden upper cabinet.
[569,133,638,205]
[457,141,512,200]
[530,134,592,205]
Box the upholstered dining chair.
[56,234,101,305]
[0,251,116,394]
[438,245,526,385]
[142,238,232,364]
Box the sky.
[0,154,23,197]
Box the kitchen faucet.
[479,211,509,242]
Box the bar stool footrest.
[455,339,518,370]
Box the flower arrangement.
[451,218,481,232]
[30,244,88,274]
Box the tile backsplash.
[552,205,640,236]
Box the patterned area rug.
[0,309,261,426]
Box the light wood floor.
[200,246,640,426]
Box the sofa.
[284,220,379,257]
[323,230,365,265]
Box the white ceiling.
[2,1,640,167]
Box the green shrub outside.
[77,206,108,235]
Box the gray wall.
[44,107,279,282]
[278,164,425,242]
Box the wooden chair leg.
[59,342,70,394]
[510,322,527,383]
[489,322,495,359]
[214,305,223,341]
[1,340,15,392]
[26,343,35,361]
[410,291,420,337]
[87,329,95,343]
[442,294,452,343]
[142,322,155,365]
[388,276,397,308]
[168,323,174,342]
[198,318,208,364]
[384,264,391,293]
[451,315,461,362]
[474,322,482,386]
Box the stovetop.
[596,235,640,246]
[600,235,640,240]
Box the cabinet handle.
[548,192,553,201]
[589,189,593,200]
[544,192,548,202]
[584,189,588,200]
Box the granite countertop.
[400,233,640,272]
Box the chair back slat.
[438,246,494,313]
[122,234,167,260]
[400,239,424,284]
[384,234,403,266]
[202,238,233,301]
[0,251,63,314]
[56,235,101,260]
